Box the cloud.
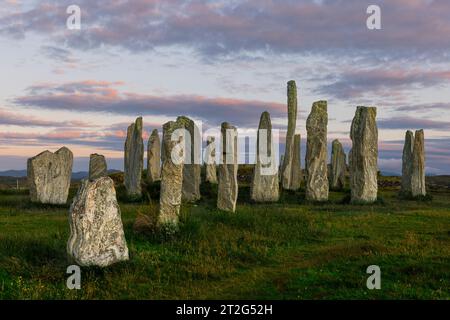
[316,69,450,100]
[0,108,91,128]
[14,81,286,127]
[1,0,450,61]
[378,116,450,130]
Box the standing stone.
[349,106,378,203]
[124,117,144,198]
[217,122,238,212]
[89,154,107,181]
[281,80,298,190]
[159,120,185,227]
[305,101,329,201]
[204,136,217,184]
[147,129,161,183]
[27,147,73,204]
[330,139,346,190]
[291,134,302,191]
[401,130,414,195]
[411,129,426,197]
[177,116,201,202]
[67,177,129,267]
[278,155,284,183]
[251,112,279,202]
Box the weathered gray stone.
[330,139,346,190]
[281,80,299,190]
[67,177,129,267]
[177,116,201,202]
[159,120,185,227]
[27,147,73,204]
[349,106,378,203]
[124,117,144,197]
[305,101,329,201]
[291,134,302,191]
[204,136,217,184]
[251,112,279,202]
[217,122,238,212]
[89,153,107,181]
[401,130,414,195]
[278,155,284,183]
[411,129,426,197]
[147,129,161,183]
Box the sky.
[0,0,449,174]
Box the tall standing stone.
[159,120,185,227]
[251,112,279,202]
[411,129,426,197]
[401,130,414,195]
[27,147,73,204]
[291,134,302,191]
[89,153,107,181]
[217,122,238,212]
[177,116,201,202]
[67,177,129,267]
[281,80,298,190]
[124,117,144,198]
[147,129,161,183]
[330,139,346,190]
[305,101,329,201]
[204,136,217,184]
[349,106,378,203]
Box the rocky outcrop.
[147,129,161,183]
[411,130,426,197]
[281,80,299,190]
[177,116,201,202]
[159,119,185,227]
[204,136,217,184]
[124,117,144,198]
[250,112,279,202]
[349,106,378,203]
[89,153,107,181]
[27,147,73,204]
[330,139,346,190]
[67,177,129,267]
[305,101,329,201]
[217,122,238,212]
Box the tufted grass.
[0,177,449,300]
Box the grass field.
[0,176,449,300]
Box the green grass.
[0,181,449,300]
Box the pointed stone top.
[207,136,215,143]
[332,139,342,146]
[150,128,159,136]
[287,80,296,87]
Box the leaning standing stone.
[305,101,329,201]
[67,177,129,267]
[349,106,378,203]
[89,153,107,181]
[27,147,73,204]
[281,80,299,190]
[401,130,414,195]
[411,129,426,197]
[217,122,238,212]
[251,112,279,202]
[204,136,217,184]
[147,129,161,183]
[177,116,201,202]
[330,139,346,190]
[159,120,185,228]
[124,117,144,198]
